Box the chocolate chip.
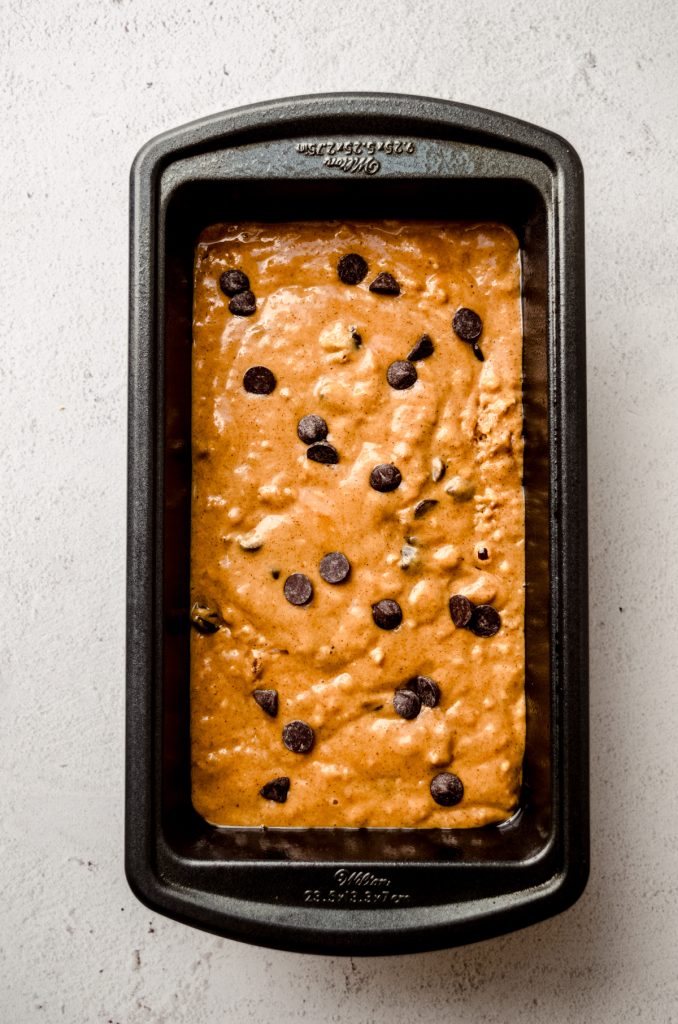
[229,289,257,316]
[271,569,280,579]
[393,689,421,720]
[283,573,313,606]
[243,365,276,394]
[190,600,220,634]
[430,772,464,806]
[470,604,501,637]
[407,334,434,361]
[453,307,483,341]
[477,547,489,561]
[414,499,438,519]
[260,776,290,802]
[253,689,278,717]
[386,360,417,390]
[307,441,339,464]
[471,343,484,363]
[319,551,351,584]
[370,463,402,492]
[405,675,441,708]
[297,414,328,445]
[372,599,402,630]
[219,268,250,296]
[449,594,473,629]
[337,253,368,285]
[369,272,400,295]
[352,330,363,348]
[282,720,315,754]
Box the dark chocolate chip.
[414,499,438,519]
[319,551,351,584]
[271,569,280,579]
[430,772,464,806]
[243,365,276,394]
[393,688,421,720]
[405,675,441,708]
[469,604,501,637]
[370,463,402,492]
[297,414,329,445]
[190,600,220,634]
[371,599,402,630]
[352,330,363,348]
[386,360,418,390]
[283,573,313,606]
[260,776,290,802]
[449,594,473,629]
[477,547,489,561]
[369,272,400,296]
[252,689,278,717]
[307,441,339,464]
[282,720,315,754]
[229,289,257,316]
[471,342,485,363]
[453,307,483,341]
[219,268,250,297]
[407,333,434,361]
[337,253,368,285]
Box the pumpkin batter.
[190,220,525,827]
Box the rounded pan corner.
[496,857,590,945]
[124,845,215,943]
[550,854,590,918]
[130,133,167,191]
[129,116,203,189]
[521,122,584,194]
[546,131,584,185]
[124,849,170,919]
[124,847,217,940]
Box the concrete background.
[2,0,677,1020]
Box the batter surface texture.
[190,220,525,828]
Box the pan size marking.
[295,138,416,175]
[302,888,410,906]
[301,868,410,906]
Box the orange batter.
[190,220,525,827]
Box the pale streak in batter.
[191,220,525,827]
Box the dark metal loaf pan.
[126,93,588,955]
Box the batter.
[190,220,525,827]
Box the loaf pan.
[126,93,588,955]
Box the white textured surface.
[2,0,678,1020]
